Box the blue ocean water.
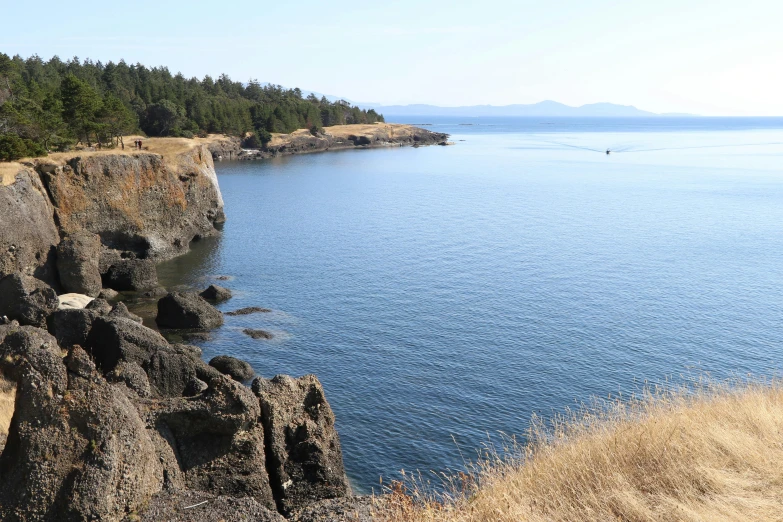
[157,117,783,493]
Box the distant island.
[360,100,695,118]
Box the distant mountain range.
[358,100,693,118]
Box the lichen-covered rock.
[253,374,351,516]
[0,169,60,286]
[0,273,59,327]
[209,354,254,381]
[0,330,163,522]
[104,258,159,291]
[200,284,232,302]
[39,147,225,262]
[56,230,102,296]
[156,292,224,330]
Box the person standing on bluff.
[138,139,143,150]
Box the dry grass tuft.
[375,380,783,522]
[0,376,16,439]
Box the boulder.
[252,374,351,515]
[104,259,158,291]
[48,307,99,349]
[145,376,277,509]
[56,231,102,296]
[85,297,113,315]
[156,292,224,330]
[0,169,60,286]
[98,288,119,300]
[86,316,170,372]
[200,284,232,302]
[209,355,255,381]
[0,331,163,521]
[107,301,143,324]
[57,292,93,309]
[106,360,152,398]
[0,273,59,327]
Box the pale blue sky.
[3,0,781,115]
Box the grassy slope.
[376,382,783,522]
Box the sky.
[2,0,782,116]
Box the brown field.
[375,381,783,522]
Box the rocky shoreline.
[208,123,451,161]
[0,136,407,520]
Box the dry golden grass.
[0,376,15,438]
[323,123,418,140]
[375,381,783,522]
[0,162,21,186]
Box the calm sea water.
[156,117,783,493]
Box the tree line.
[0,54,384,161]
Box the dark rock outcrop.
[200,284,232,302]
[107,301,143,323]
[85,297,113,314]
[209,354,254,381]
[48,307,100,348]
[0,273,59,327]
[104,258,159,291]
[253,374,351,515]
[0,330,163,522]
[156,292,224,330]
[56,230,102,296]
[0,169,60,286]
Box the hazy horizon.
[4,0,781,116]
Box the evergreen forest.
[0,53,384,161]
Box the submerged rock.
[0,273,59,327]
[253,374,351,516]
[209,354,254,381]
[226,306,272,316]
[244,328,274,340]
[200,284,232,302]
[156,292,224,330]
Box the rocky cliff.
[208,123,450,161]
[0,145,225,288]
